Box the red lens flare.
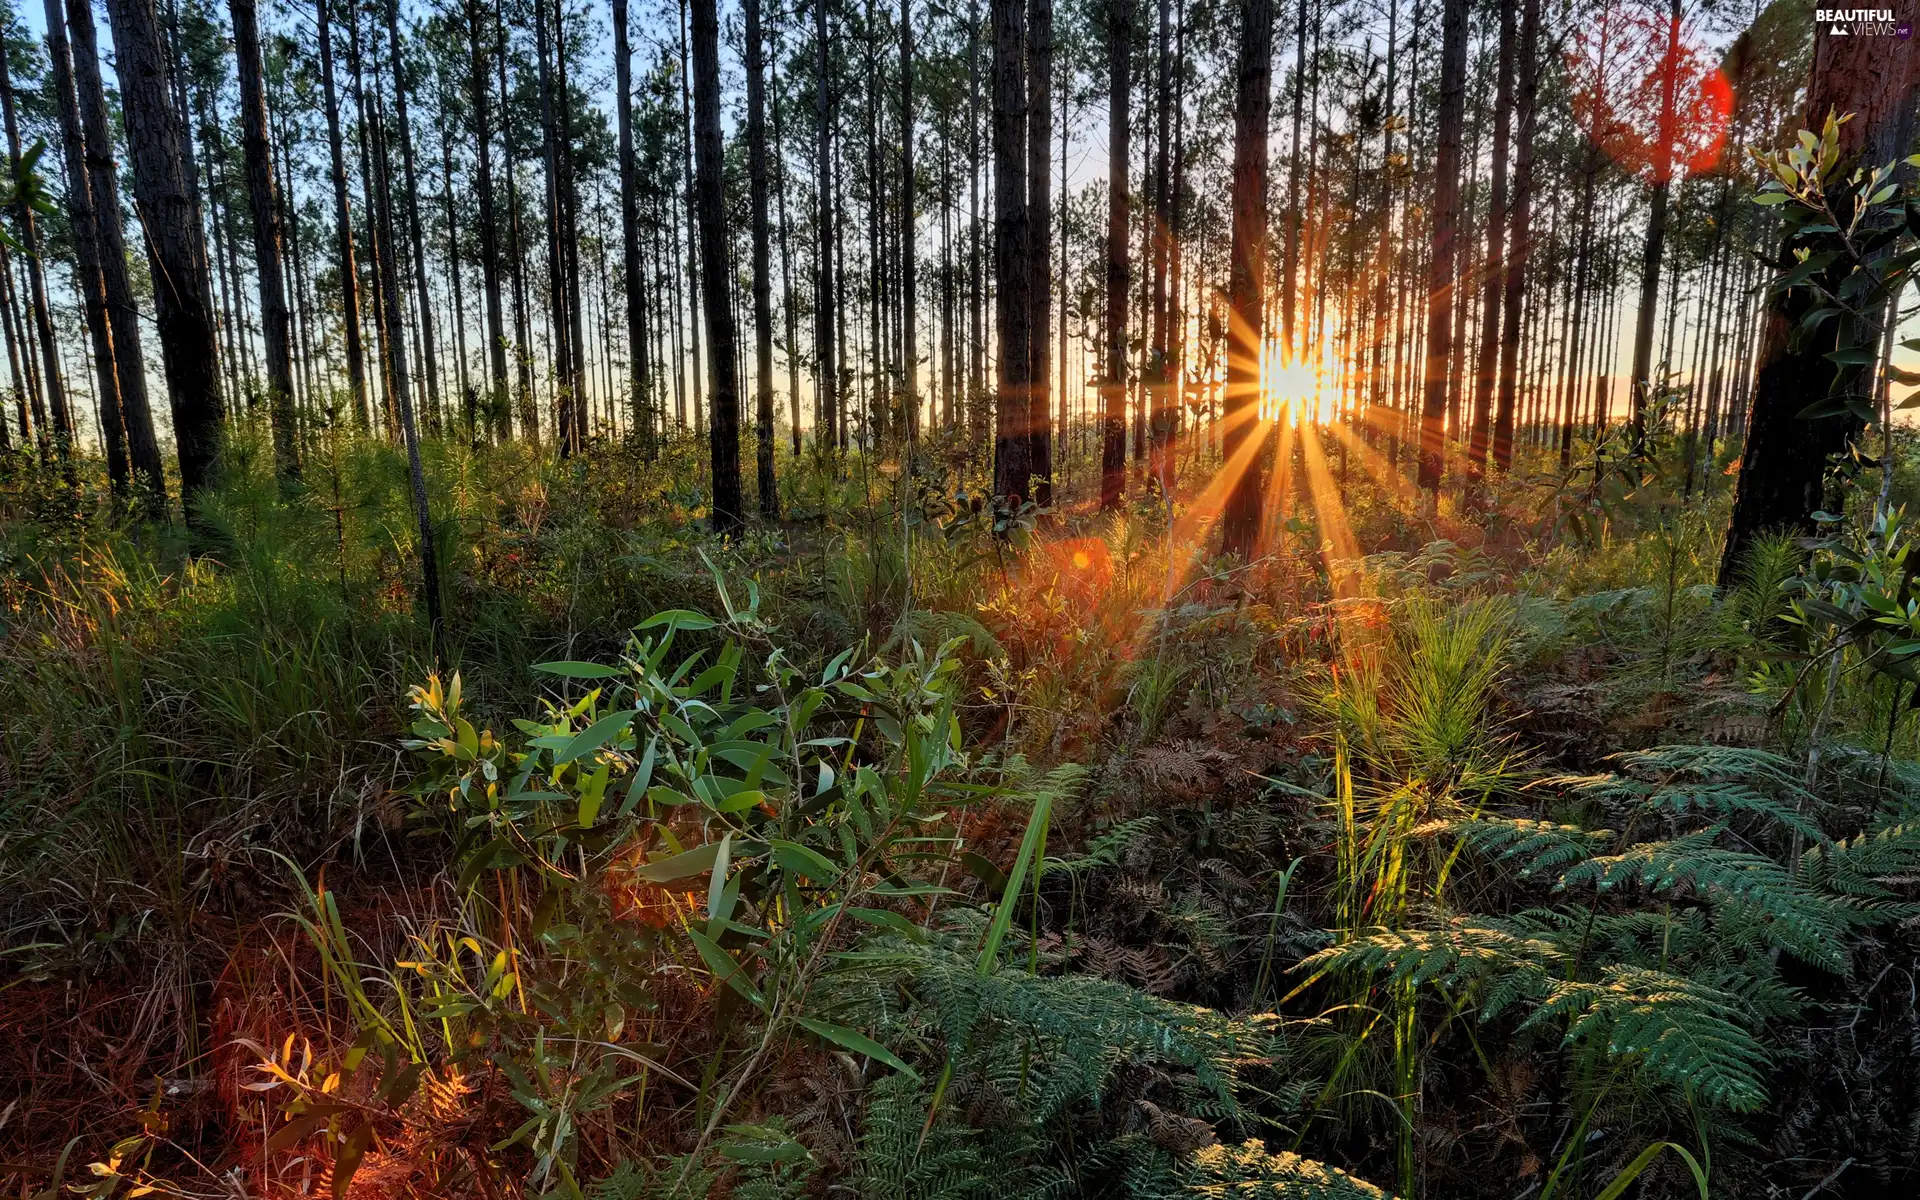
[1566,3,1733,182]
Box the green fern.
[1186,1140,1394,1198]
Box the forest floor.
[4,426,1919,1200]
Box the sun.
[1259,350,1334,426]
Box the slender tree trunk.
[1221,0,1271,557]
[58,0,165,509]
[1468,0,1514,472]
[1100,0,1130,510]
[1629,0,1681,455]
[772,12,803,456]
[232,0,298,480]
[1026,0,1052,501]
[901,0,919,446]
[691,0,743,529]
[0,25,71,450]
[46,0,126,489]
[747,0,779,514]
[1417,0,1466,494]
[1281,0,1305,357]
[815,0,838,450]
[990,0,1032,500]
[1493,0,1539,471]
[316,0,368,430]
[614,0,648,453]
[106,0,223,509]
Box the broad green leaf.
[688,929,764,1007]
[769,839,841,882]
[555,710,634,765]
[794,1017,920,1081]
[534,660,625,679]
[634,840,723,882]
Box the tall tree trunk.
[386,0,439,435]
[1493,0,1539,471]
[747,0,778,514]
[691,0,743,530]
[1100,0,1130,510]
[106,0,223,509]
[535,0,574,451]
[614,0,649,453]
[1468,0,1514,471]
[1221,0,1270,557]
[1281,0,1306,357]
[466,0,508,442]
[772,12,803,456]
[815,0,838,450]
[1417,0,1467,494]
[555,0,587,445]
[316,0,368,430]
[46,0,127,489]
[901,0,919,446]
[1720,27,1920,583]
[57,0,165,510]
[232,0,298,481]
[990,0,1032,500]
[1628,0,1681,455]
[1026,0,1051,501]
[0,24,71,450]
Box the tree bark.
[1468,0,1514,471]
[1629,0,1681,455]
[0,22,71,451]
[1025,0,1051,501]
[316,0,368,430]
[691,0,743,529]
[1720,26,1920,584]
[990,0,1032,501]
[1417,0,1467,493]
[1100,0,1130,510]
[232,0,298,481]
[55,0,165,510]
[46,0,127,490]
[901,0,919,446]
[1493,0,1539,471]
[747,0,778,514]
[105,0,223,508]
[1221,0,1271,557]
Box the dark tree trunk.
[1720,26,1920,584]
[1417,0,1467,493]
[55,0,165,510]
[614,0,649,453]
[232,0,298,481]
[1221,0,1271,558]
[1100,0,1130,510]
[1026,0,1051,501]
[1281,0,1305,356]
[467,0,508,442]
[901,0,918,446]
[1493,0,1539,471]
[316,0,368,430]
[0,27,71,450]
[386,0,439,434]
[1468,0,1514,471]
[46,0,127,489]
[1629,0,1681,454]
[105,0,223,508]
[691,0,743,529]
[990,0,1031,501]
[747,0,778,514]
[814,0,838,450]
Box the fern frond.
[1801,821,1920,902]
[1558,830,1849,970]
[1520,965,1771,1113]
[1187,1140,1394,1198]
[1438,817,1613,878]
